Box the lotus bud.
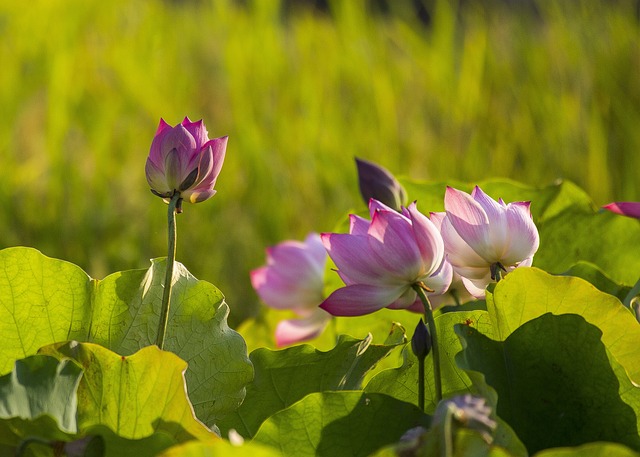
[145,117,227,211]
[411,318,431,360]
[355,157,407,211]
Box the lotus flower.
[320,199,452,316]
[441,186,539,298]
[603,202,640,219]
[145,117,227,206]
[427,212,474,307]
[251,233,331,346]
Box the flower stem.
[155,192,181,349]
[417,349,425,411]
[412,282,443,403]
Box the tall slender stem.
[156,192,180,349]
[412,282,443,403]
[417,350,425,411]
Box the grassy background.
[1,0,638,324]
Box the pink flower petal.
[461,275,491,299]
[386,287,418,309]
[421,259,453,296]
[251,266,320,310]
[145,158,170,194]
[440,215,488,270]
[321,233,392,284]
[406,203,445,275]
[275,309,332,347]
[181,117,209,148]
[429,212,446,231]
[349,214,371,236]
[303,232,328,267]
[472,187,509,258]
[603,202,640,219]
[367,209,422,279]
[444,187,495,261]
[368,199,398,219]
[320,284,405,316]
[501,202,539,264]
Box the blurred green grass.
[1,0,638,324]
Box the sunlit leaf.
[253,391,428,457]
[0,248,253,427]
[0,248,93,374]
[217,334,403,439]
[39,341,217,442]
[90,258,253,425]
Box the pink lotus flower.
[320,200,452,316]
[145,117,227,206]
[603,202,640,219]
[251,233,331,346]
[427,212,474,307]
[441,186,539,298]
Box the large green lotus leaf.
[533,442,640,457]
[39,341,217,443]
[0,355,176,457]
[252,391,428,457]
[0,248,94,374]
[0,248,253,426]
[456,314,640,454]
[365,309,494,412]
[0,355,82,434]
[157,439,281,457]
[89,258,253,425]
[217,334,403,439]
[485,268,640,383]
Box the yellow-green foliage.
[1,0,638,323]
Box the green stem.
[442,403,455,457]
[417,350,425,411]
[155,192,180,349]
[412,282,443,403]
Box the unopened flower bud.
[355,157,407,211]
[145,117,227,207]
[411,318,431,360]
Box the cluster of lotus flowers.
[251,172,541,346]
[143,117,639,348]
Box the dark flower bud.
[411,318,431,360]
[355,157,407,211]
